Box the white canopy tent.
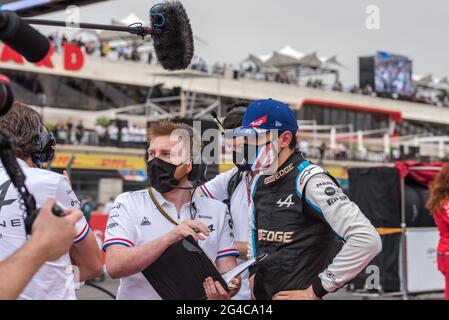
[247,45,345,69]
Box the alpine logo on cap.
[249,115,267,127]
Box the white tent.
[111,12,146,26]
[247,45,344,69]
[277,45,305,60]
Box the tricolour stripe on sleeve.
[200,185,215,199]
[217,248,240,259]
[74,224,90,244]
[102,238,135,251]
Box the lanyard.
[245,173,254,204]
[148,187,179,226]
[147,187,198,225]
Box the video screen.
[374,51,414,97]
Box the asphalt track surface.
[76,276,445,300]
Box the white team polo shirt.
[0,159,89,300]
[103,188,239,300]
[200,167,252,300]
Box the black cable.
[84,280,116,300]
[189,185,198,221]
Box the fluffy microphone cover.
[151,1,194,70]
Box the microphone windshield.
[0,76,14,117]
[0,11,50,63]
[150,1,194,70]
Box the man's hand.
[164,219,210,245]
[203,277,240,300]
[30,198,83,261]
[272,286,321,300]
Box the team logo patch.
[107,222,118,229]
[264,175,276,184]
[276,194,294,208]
[325,187,336,196]
[299,167,314,185]
[141,217,151,226]
[325,270,336,280]
[264,163,294,184]
[249,115,267,127]
[0,180,16,213]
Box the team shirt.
[103,187,239,300]
[0,159,89,300]
[200,167,252,300]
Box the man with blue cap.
[225,98,382,300]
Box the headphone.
[175,123,207,185]
[226,106,247,116]
[31,123,56,167]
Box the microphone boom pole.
[23,0,195,70]
[22,19,153,38]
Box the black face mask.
[147,157,183,193]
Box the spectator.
[108,122,119,145]
[392,148,401,160]
[66,118,73,144]
[75,121,85,145]
[95,123,107,146]
[319,142,326,163]
[103,197,115,215]
[426,163,449,300]
[80,195,96,222]
[101,41,110,57]
[117,46,125,60]
[336,143,348,160]
[299,139,309,157]
[131,46,140,62]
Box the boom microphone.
[150,1,194,70]
[0,75,14,117]
[0,11,50,63]
[210,111,225,130]
[24,1,194,70]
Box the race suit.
[434,199,449,300]
[247,151,382,299]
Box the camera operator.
[0,199,83,300]
[0,102,102,299]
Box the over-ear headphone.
[31,123,56,167]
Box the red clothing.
[434,199,449,300]
[435,200,449,252]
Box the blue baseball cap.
[224,98,298,137]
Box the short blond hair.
[148,120,202,160]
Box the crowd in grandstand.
[51,119,147,147]
[46,32,449,108]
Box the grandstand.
[1,41,449,198]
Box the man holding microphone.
[0,199,84,300]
